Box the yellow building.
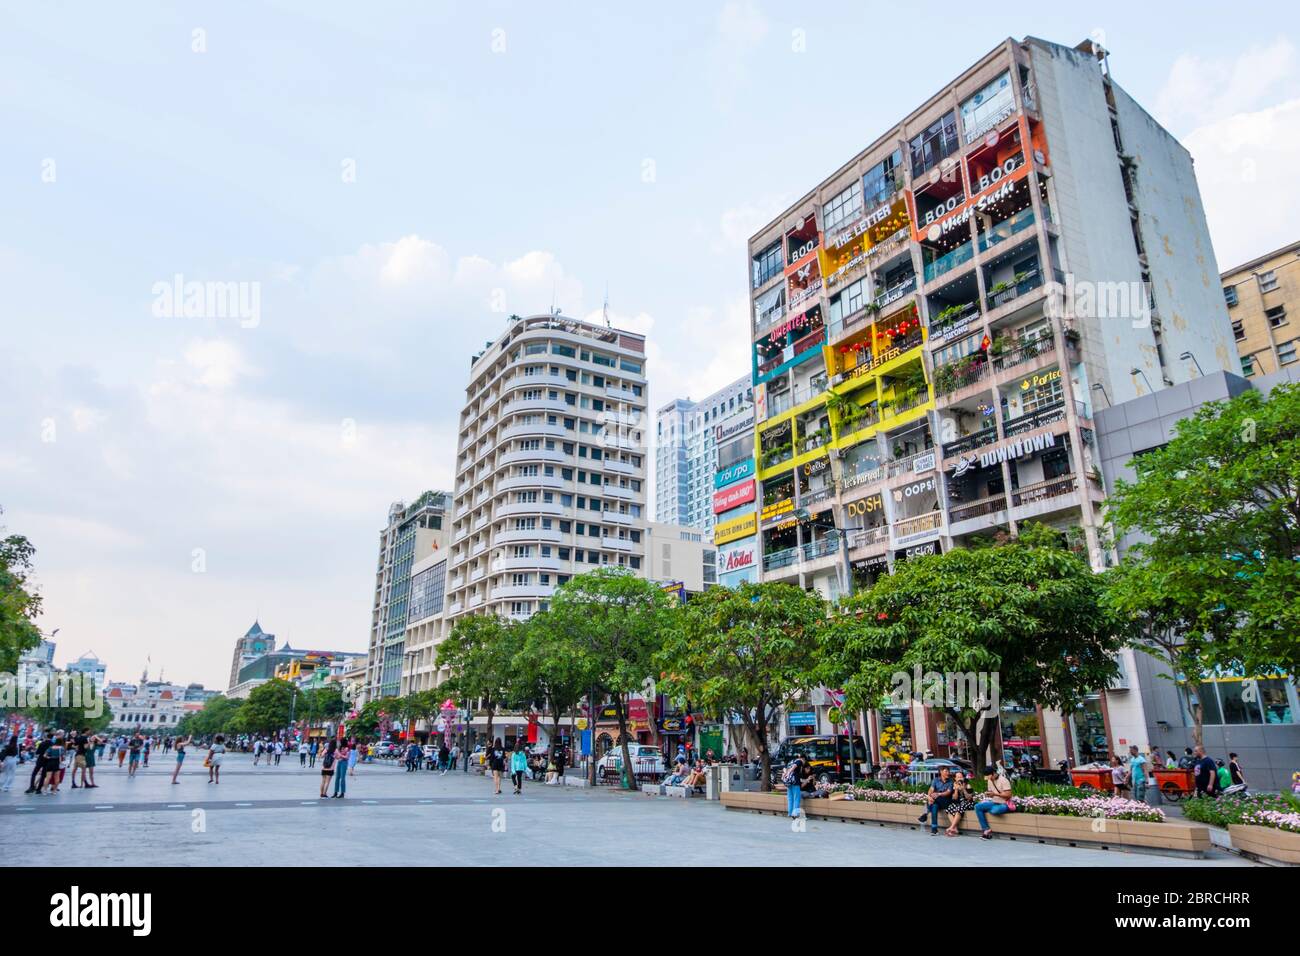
[1222,239,1300,378]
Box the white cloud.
[183,338,251,389]
[1156,41,1300,268]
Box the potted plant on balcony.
[989,334,1012,358]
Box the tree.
[549,568,676,790]
[176,695,242,737]
[347,698,394,739]
[237,679,297,735]
[435,614,521,747]
[821,529,1123,778]
[300,685,348,729]
[655,581,825,791]
[1105,383,1300,676]
[515,610,593,744]
[1102,560,1216,748]
[0,508,43,674]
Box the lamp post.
[1091,382,1110,408]
[1130,367,1154,393]
[1179,351,1204,377]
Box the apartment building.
[644,521,714,593]
[654,375,753,534]
[446,313,649,625]
[366,491,452,700]
[744,36,1235,603]
[1223,239,1300,378]
[400,548,451,696]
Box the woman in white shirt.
[207,735,226,785]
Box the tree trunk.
[757,705,771,792]
[485,703,495,752]
[615,694,637,791]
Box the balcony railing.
[763,546,799,571]
[849,525,890,550]
[886,448,937,478]
[992,336,1054,373]
[934,358,990,396]
[893,512,943,539]
[800,486,836,510]
[985,268,1044,310]
[1002,399,1067,438]
[1012,474,1078,508]
[927,301,980,342]
[801,533,842,562]
[924,240,974,283]
[949,493,1007,523]
[884,389,929,417]
[874,274,916,309]
[977,206,1036,253]
[942,425,997,458]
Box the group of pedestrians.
[917,765,1015,839]
[317,738,360,798]
[251,737,286,766]
[2,728,106,794]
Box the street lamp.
[1130,367,1153,393]
[1091,383,1111,407]
[1179,351,1204,376]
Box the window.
[909,112,959,177]
[752,239,783,289]
[821,179,862,234]
[1266,305,1287,328]
[960,72,1014,143]
[1258,270,1278,293]
[1242,354,1256,377]
[862,150,903,207]
[1280,340,1297,366]
[1223,285,1238,307]
[1232,320,1244,341]
[828,276,868,328]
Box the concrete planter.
[1229,824,1300,865]
[720,792,1210,857]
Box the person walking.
[116,735,128,769]
[1,734,19,792]
[1128,745,1148,804]
[510,740,528,795]
[405,740,420,772]
[171,736,190,784]
[974,764,1014,840]
[348,740,360,778]
[1191,744,1217,798]
[26,732,52,793]
[274,739,284,766]
[319,741,338,797]
[449,742,461,772]
[781,753,811,819]
[438,742,450,775]
[142,736,151,768]
[127,733,144,778]
[300,741,309,768]
[70,728,89,789]
[487,738,507,794]
[206,735,225,784]
[1109,755,1129,798]
[309,739,318,768]
[43,736,66,793]
[332,740,351,798]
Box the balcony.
[1011,474,1079,508]
[887,448,938,478]
[977,206,1036,253]
[933,357,990,396]
[601,509,634,525]
[927,301,981,343]
[601,536,636,552]
[949,493,1007,524]
[875,275,916,309]
[1002,400,1068,439]
[849,525,890,551]
[801,534,842,562]
[991,336,1054,374]
[602,484,637,501]
[892,512,943,541]
[942,425,997,458]
[800,485,836,510]
[985,268,1046,311]
[924,241,974,284]
[763,546,799,572]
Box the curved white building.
[447,313,649,623]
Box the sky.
[2,2,1298,690]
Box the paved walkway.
[0,754,1256,866]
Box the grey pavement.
[0,754,1256,866]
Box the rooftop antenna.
[603,283,611,328]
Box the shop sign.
[933,315,979,343]
[840,465,885,490]
[761,497,794,522]
[895,540,939,562]
[658,716,688,733]
[718,541,757,573]
[951,453,979,478]
[892,475,938,518]
[979,430,1056,469]
[713,480,756,514]
[845,492,885,519]
[715,414,755,444]
[853,554,889,573]
[714,511,758,545]
[1019,368,1062,391]
[787,711,816,727]
[912,451,936,473]
[715,458,755,488]
[920,154,1025,230]
[802,456,831,478]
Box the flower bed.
[1182,792,1300,828]
[818,783,1163,822]
[1242,809,1300,834]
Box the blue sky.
[2,2,1298,689]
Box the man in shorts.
[70,728,90,789]
[128,733,144,777]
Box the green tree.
[176,694,243,737]
[435,614,521,747]
[300,685,348,729]
[655,581,825,791]
[822,530,1122,778]
[1105,383,1300,675]
[237,679,297,735]
[515,609,593,743]
[549,568,676,790]
[347,698,393,739]
[0,508,43,674]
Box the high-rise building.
[366,491,452,700]
[228,621,273,692]
[400,548,451,696]
[654,375,753,533]
[446,313,649,624]
[1222,239,1300,379]
[66,651,107,690]
[743,36,1236,603]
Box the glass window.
[752,240,783,289]
[1218,680,1264,724]
[1279,340,1297,366]
[959,72,1014,143]
[1258,270,1278,293]
[821,179,863,234]
[862,150,903,208]
[909,112,959,177]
